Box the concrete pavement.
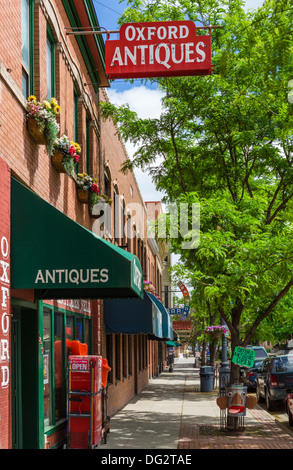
[100,356,293,450]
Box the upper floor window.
[74,87,79,173]
[21,0,34,97]
[104,168,111,198]
[86,114,90,174]
[46,25,55,99]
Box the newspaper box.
[67,355,103,449]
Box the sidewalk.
[100,357,293,450]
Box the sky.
[93,0,265,271]
[93,0,265,201]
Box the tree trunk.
[209,338,218,367]
[230,329,241,384]
[201,341,207,365]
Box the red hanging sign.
[105,20,212,79]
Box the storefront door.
[11,304,40,449]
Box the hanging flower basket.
[77,188,89,204]
[26,96,60,154]
[52,135,81,175]
[27,117,46,145]
[205,325,228,339]
[88,194,112,218]
[76,173,99,206]
[51,150,67,173]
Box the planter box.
[27,117,46,145]
[51,151,66,173]
[77,188,89,204]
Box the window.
[115,334,121,381]
[43,310,52,427]
[54,312,65,421]
[122,335,127,378]
[46,25,55,99]
[164,285,169,308]
[76,318,83,341]
[43,308,91,429]
[74,87,79,173]
[66,316,74,342]
[106,334,113,384]
[86,114,90,174]
[21,0,34,97]
[104,169,111,198]
[128,335,132,375]
[114,186,124,243]
[84,319,90,346]
[104,169,112,235]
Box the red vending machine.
[67,356,103,449]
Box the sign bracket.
[65,25,222,36]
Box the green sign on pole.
[232,347,256,368]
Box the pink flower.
[90,183,99,194]
[69,146,76,156]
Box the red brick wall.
[0,0,163,444]
[0,159,11,449]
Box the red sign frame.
[105,21,212,79]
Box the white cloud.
[107,0,265,203]
[107,86,165,201]
[244,0,264,10]
[107,86,164,119]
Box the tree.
[101,0,293,382]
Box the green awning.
[147,292,173,340]
[11,178,143,299]
[166,341,182,348]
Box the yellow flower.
[51,97,58,106]
[42,100,51,109]
[27,95,37,103]
[53,105,61,115]
[73,143,81,153]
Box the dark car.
[241,346,269,390]
[256,355,293,411]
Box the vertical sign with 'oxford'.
[0,236,10,390]
[0,158,11,449]
[0,160,10,400]
[0,159,10,449]
[105,20,212,79]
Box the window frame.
[86,114,90,174]
[21,0,34,97]
[74,86,79,173]
[46,24,55,99]
[42,306,92,434]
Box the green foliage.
[44,117,59,157]
[102,0,293,377]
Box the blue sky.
[92,0,266,270]
[92,0,266,204]
[93,0,265,94]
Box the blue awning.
[104,291,163,338]
[146,292,173,340]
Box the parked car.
[285,388,293,426]
[241,346,269,390]
[256,355,293,411]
